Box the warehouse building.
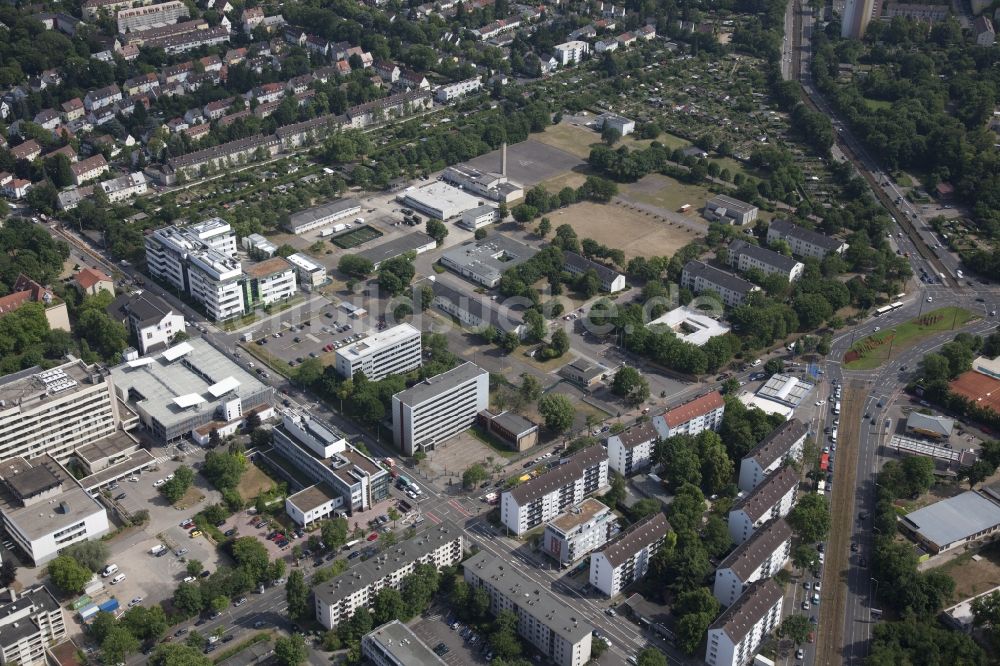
[705,195,759,226]
[356,232,436,269]
[440,235,538,288]
[285,199,362,234]
[899,491,1000,554]
[392,362,489,455]
[399,182,482,220]
[476,410,539,451]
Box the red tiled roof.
[75,267,111,290]
[661,391,724,428]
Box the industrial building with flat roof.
[362,620,447,666]
[428,279,525,339]
[441,159,524,204]
[705,195,759,226]
[464,551,594,666]
[899,490,1000,554]
[391,362,489,456]
[355,232,436,269]
[646,306,730,346]
[314,521,466,628]
[285,199,362,234]
[440,234,539,287]
[399,181,483,220]
[109,337,273,442]
[334,323,422,381]
[755,374,814,408]
[476,409,538,451]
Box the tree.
[48,555,91,594]
[62,541,109,572]
[321,517,349,550]
[173,583,202,616]
[338,254,374,278]
[161,465,194,503]
[637,648,668,666]
[611,366,650,406]
[0,560,15,587]
[286,570,309,619]
[378,255,416,296]
[779,615,812,645]
[373,587,405,625]
[274,634,308,666]
[537,218,552,237]
[426,218,448,245]
[462,463,488,489]
[268,559,286,582]
[295,357,324,387]
[489,610,522,660]
[602,126,622,146]
[232,537,270,583]
[966,460,995,489]
[673,588,720,654]
[538,394,574,433]
[519,373,542,403]
[548,328,570,358]
[211,596,230,613]
[787,493,831,543]
[524,309,546,341]
[792,544,819,572]
[150,643,213,666]
[186,559,203,577]
[202,451,246,490]
[122,605,169,641]
[604,472,626,508]
[102,627,140,664]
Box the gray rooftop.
[505,445,607,505]
[744,419,808,470]
[440,235,538,285]
[717,518,792,580]
[356,232,436,267]
[428,279,523,335]
[613,422,659,450]
[0,359,103,414]
[74,430,141,466]
[768,219,844,252]
[0,484,104,541]
[0,586,60,646]
[287,482,338,513]
[709,194,758,215]
[682,260,758,295]
[596,512,670,568]
[728,240,803,274]
[901,491,1000,549]
[731,466,798,522]
[906,412,954,438]
[363,620,447,666]
[563,251,623,285]
[392,362,487,407]
[464,551,595,644]
[108,290,176,326]
[709,579,783,641]
[0,456,64,498]
[314,521,465,607]
[486,410,538,437]
[287,199,360,231]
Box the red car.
[271,533,285,541]
[367,532,379,542]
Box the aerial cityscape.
[0,0,997,665]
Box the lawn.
[623,173,718,216]
[237,462,275,501]
[844,307,976,370]
[174,486,205,510]
[930,541,1000,603]
[863,98,892,111]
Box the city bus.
[874,301,904,317]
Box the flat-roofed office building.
[335,323,422,381]
[543,498,617,567]
[362,620,447,666]
[391,362,489,455]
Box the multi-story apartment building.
[116,0,189,32]
[563,251,626,293]
[728,466,798,545]
[10,140,42,162]
[315,521,465,628]
[271,410,389,520]
[652,390,725,440]
[241,256,296,310]
[434,77,482,103]
[0,455,110,564]
[589,512,670,597]
[70,155,109,186]
[727,240,805,282]
[391,362,489,455]
[464,552,594,666]
[166,134,281,178]
[705,579,783,666]
[98,171,147,203]
[83,84,122,112]
[500,445,609,535]
[553,40,590,65]
[335,323,422,381]
[542,498,617,567]
[738,419,808,493]
[841,0,877,38]
[362,620,447,666]
[108,290,186,354]
[0,586,66,666]
[713,518,791,607]
[0,360,119,464]
[705,195,759,226]
[681,261,761,308]
[144,219,246,321]
[606,422,658,476]
[766,219,848,259]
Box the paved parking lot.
[243,302,371,369]
[412,614,488,665]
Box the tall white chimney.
[501,142,507,177]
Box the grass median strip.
[844,306,974,370]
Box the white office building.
[705,195,759,226]
[464,552,594,666]
[713,518,791,607]
[335,323,422,381]
[652,391,725,440]
[391,362,489,455]
[0,360,120,464]
[728,466,798,545]
[0,455,110,564]
[500,446,609,536]
[241,256,297,310]
[460,204,499,230]
[705,579,783,666]
[315,521,465,629]
[681,261,761,308]
[554,40,590,65]
[0,586,66,666]
[606,422,658,477]
[287,252,328,290]
[589,512,670,597]
[542,498,617,567]
[738,419,808,493]
[285,199,362,234]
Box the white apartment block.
[766,219,848,259]
[713,518,791,607]
[242,256,297,309]
[554,40,590,65]
[728,466,798,545]
[589,513,670,597]
[501,446,609,536]
[109,290,186,354]
[727,240,805,282]
[391,362,489,456]
[706,580,783,666]
[543,498,617,567]
[681,260,761,308]
[464,552,594,666]
[0,361,119,463]
[335,323,422,381]
[607,422,658,476]
[0,586,66,666]
[117,0,189,33]
[434,77,482,102]
[314,521,465,629]
[738,419,808,493]
[98,171,147,203]
[652,390,725,440]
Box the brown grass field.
[537,122,656,159]
[546,201,699,259]
[237,462,275,501]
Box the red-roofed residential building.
[653,390,725,439]
[61,97,85,122]
[0,274,71,331]
[10,140,42,162]
[74,267,114,296]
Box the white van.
[101,564,119,578]
[110,574,126,585]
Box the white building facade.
[391,362,489,456]
[542,498,617,567]
[705,580,784,666]
[0,586,67,666]
[728,466,798,545]
[652,391,725,440]
[738,419,808,493]
[606,422,658,476]
[713,518,792,607]
[335,323,422,381]
[589,513,670,597]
